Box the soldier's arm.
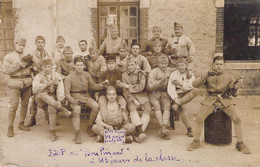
[142,57,152,74]
[95,112,108,127]
[98,38,107,56]
[2,55,23,75]
[192,75,207,88]
[64,75,75,104]
[187,37,195,59]
[55,73,65,101]
[87,72,103,91]
[146,70,163,92]
[32,74,49,94]
[128,72,146,93]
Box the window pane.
[120,29,128,38]
[130,18,137,27]
[129,29,137,37]
[120,18,129,27]
[109,7,117,15]
[121,7,128,17]
[100,18,107,28]
[130,7,137,16]
[100,6,108,16]
[107,17,117,25]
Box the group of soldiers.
[2,23,251,154]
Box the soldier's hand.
[117,82,129,89]
[19,62,28,68]
[105,125,114,131]
[171,79,181,86]
[186,68,193,79]
[186,56,193,63]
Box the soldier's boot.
[75,130,81,144]
[7,126,14,137]
[125,135,133,143]
[50,130,57,142]
[26,116,36,127]
[134,125,146,143]
[160,124,171,140]
[87,109,98,137]
[18,121,30,131]
[236,141,251,154]
[186,128,193,137]
[60,107,71,118]
[187,140,200,151]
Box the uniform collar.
[208,70,223,76]
[151,37,163,41]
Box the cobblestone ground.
[0,89,260,167]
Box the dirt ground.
[0,90,260,167]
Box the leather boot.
[186,128,193,137]
[26,116,36,127]
[18,122,30,131]
[50,130,57,141]
[87,126,95,137]
[75,130,81,144]
[236,141,251,154]
[187,140,200,151]
[7,126,14,137]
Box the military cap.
[63,46,73,53]
[73,56,85,65]
[56,36,65,42]
[35,35,46,42]
[40,58,52,67]
[126,57,136,65]
[14,38,26,45]
[174,22,183,29]
[157,54,169,64]
[152,26,162,31]
[106,54,117,62]
[176,58,187,64]
[118,42,129,51]
[110,24,118,30]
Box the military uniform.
[168,69,198,136]
[92,94,135,143]
[33,69,69,141]
[99,37,125,59]
[56,59,74,78]
[141,37,168,56]
[2,47,33,136]
[128,54,151,74]
[191,72,243,142]
[122,69,152,133]
[64,70,104,139]
[86,55,107,82]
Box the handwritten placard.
[104,130,125,144]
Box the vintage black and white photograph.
[0,0,259,166]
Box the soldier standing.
[165,23,195,68]
[2,39,32,137]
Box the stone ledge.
[225,61,260,70]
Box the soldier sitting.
[117,57,152,143]
[187,56,251,154]
[32,58,71,141]
[147,54,175,139]
[64,57,106,144]
[92,86,135,143]
[167,58,198,137]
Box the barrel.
[204,109,232,145]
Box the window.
[98,0,139,48]
[224,0,260,60]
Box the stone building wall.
[148,0,217,76]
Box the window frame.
[97,1,140,48]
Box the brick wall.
[0,0,14,61]
[139,8,148,47]
[215,7,224,53]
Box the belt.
[10,75,31,79]
[71,90,87,94]
[208,92,222,97]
